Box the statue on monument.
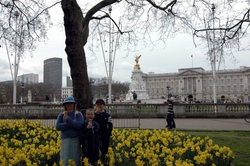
[134,55,142,69]
[125,54,149,101]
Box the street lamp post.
[107,6,112,104]
[12,11,19,104]
[99,5,120,104]
[166,86,170,99]
[211,3,217,105]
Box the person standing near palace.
[166,99,176,129]
[94,99,113,160]
[56,96,84,166]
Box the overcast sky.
[0,1,249,87]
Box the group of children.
[56,97,113,166]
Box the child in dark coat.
[80,108,101,165]
[94,99,113,159]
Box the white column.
[108,6,112,104]
[13,11,19,104]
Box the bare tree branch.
[0,0,58,58]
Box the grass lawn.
[178,130,250,166]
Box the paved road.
[39,118,250,130]
[139,118,250,130]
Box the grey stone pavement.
[40,118,249,130]
[138,118,250,130]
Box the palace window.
[234,85,237,92]
[240,85,244,91]
[221,86,224,92]
[234,79,237,84]
[240,79,243,84]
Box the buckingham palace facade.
[142,66,250,102]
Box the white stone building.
[61,87,73,101]
[143,66,250,102]
[17,73,39,84]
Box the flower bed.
[0,120,233,165]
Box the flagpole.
[191,54,193,68]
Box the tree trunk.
[61,0,93,109]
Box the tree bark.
[61,0,93,109]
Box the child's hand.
[87,119,92,128]
[63,111,68,120]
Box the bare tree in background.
[191,1,249,104]
[0,0,60,104]
[0,0,59,57]
[192,2,250,67]
[61,0,250,109]
[1,0,248,108]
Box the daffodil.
[0,120,234,165]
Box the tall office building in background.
[66,76,73,87]
[44,57,62,88]
[44,57,62,100]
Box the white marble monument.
[28,90,32,102]
[125,55,149,100]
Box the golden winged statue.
[134,55,142,69]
